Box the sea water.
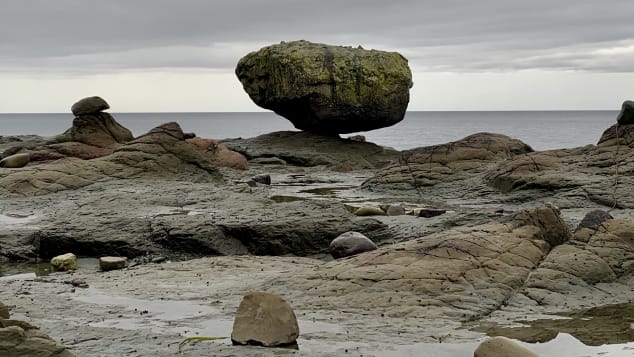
[0,110,618,151]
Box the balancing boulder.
[236,40,413,134]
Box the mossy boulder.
[235,40,413,134]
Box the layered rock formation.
[236,40,413,134]
[0,122,221,196]
[223,130,399,169]
[363,132,533,190]
[257,206,570,320]
[33,96,133,161]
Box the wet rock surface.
[2,106,634,355]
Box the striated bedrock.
[0,122,221,196]
[235,40,413,134]
[483,118,634,208]
[0,180,388,260]
[186,137,248,170]
[257,206,571,320]
[362,132,533,190]
[519,217,634,307]
[223,130,400,170]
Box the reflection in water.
[472,302,634,346]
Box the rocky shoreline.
[2,45,634,355]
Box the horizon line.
[0,109,618,115]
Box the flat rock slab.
[99,256,128,271]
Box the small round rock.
[329,231,377,259]
[71,96,110,116]
[99,256,128,271]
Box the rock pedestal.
[236,40,412,134]
[231,291,299,347]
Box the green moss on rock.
[235,40,413,134]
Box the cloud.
[1,0,634,74]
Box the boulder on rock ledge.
[329,231,377,259]
[71,96,110,116]
[236,40,413,134]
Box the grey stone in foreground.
[0,319,75,357]
[236,40,412,134]
[99,256,128,271]
[617,100,634,125]
[329,231,377,259]
[0,153,30,168]
[71,96,110,116]
[474,336,539,357]
[231,291,299,347]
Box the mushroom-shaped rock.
[329,231,377,259]
[474,336,539,357]
[71,96,110,116]
[50,253,77,271]
[236,40,413,134]
[99,256,128,271]
[0,153,30,168]
[231,291,299,347]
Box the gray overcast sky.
[1,0,634,112]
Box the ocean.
[0,111,618,151]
